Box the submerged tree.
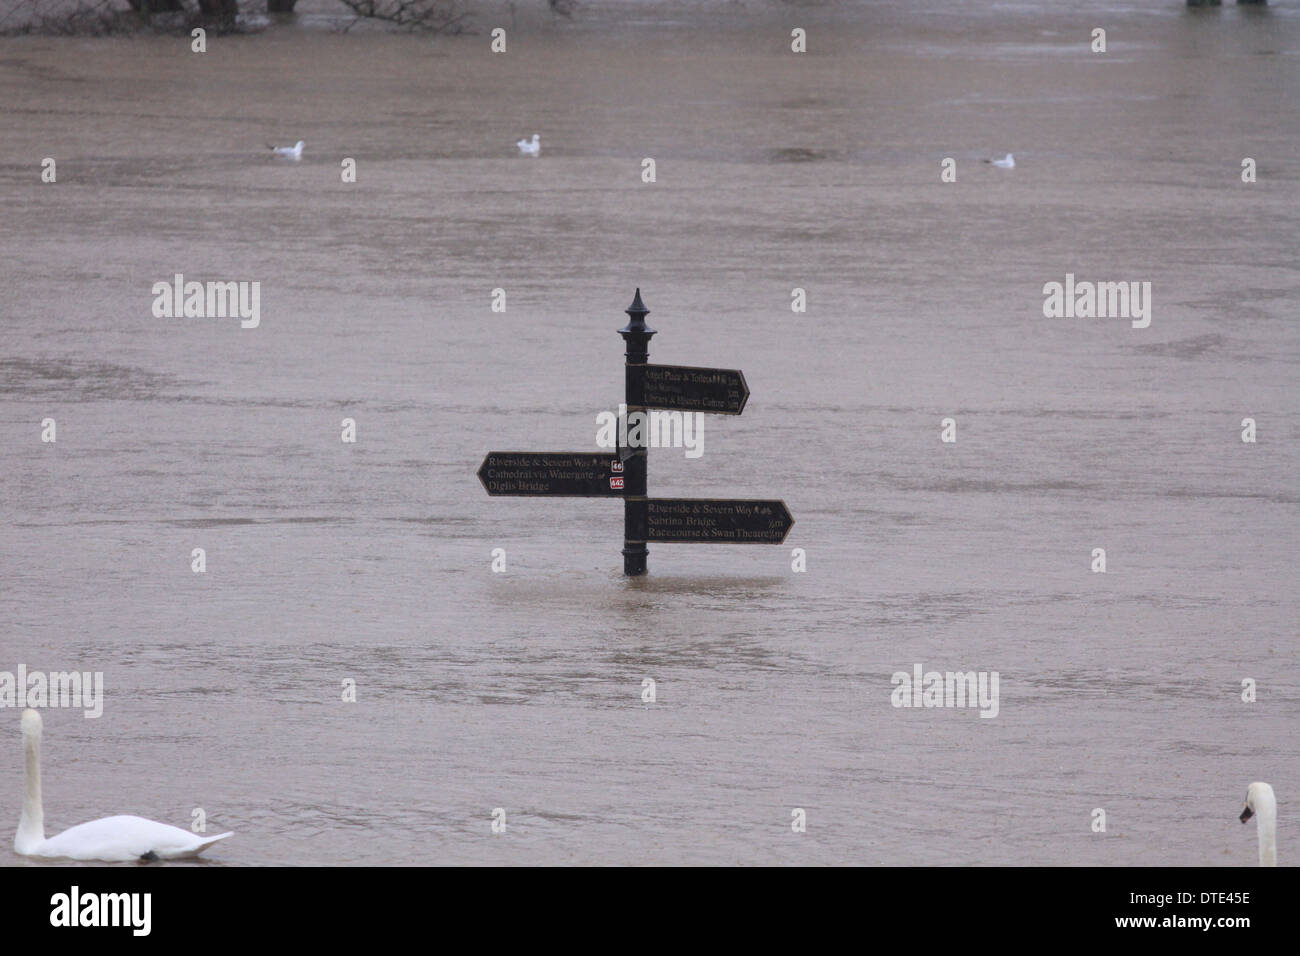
[124,0,183,11]
[335,0,471,32]
[0,0,562,35]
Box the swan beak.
[1240,806,1254,823]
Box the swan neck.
[16,722,44,852]
[1255,792,1277,867]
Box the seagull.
[267,140,304,161]
[983,153,1015,169]
[516,134,540,157]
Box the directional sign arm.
[641,364,749,415]
[477,452,625,497]
[645,498,794,544]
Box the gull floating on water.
[516,134,540,157]
[267,140,304,161]
[983,152,1015,169]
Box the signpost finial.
[629,286,646,316]
[621,288,654,338]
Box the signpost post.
[618,289,655,575]
[476,289,794,575]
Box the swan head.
[295,141,304,150]
[1241,781,1275,823]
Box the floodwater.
[0,0,1297,865]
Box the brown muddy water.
[0,0,1297,865]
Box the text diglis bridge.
[477,289,795,575]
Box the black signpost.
[477,289,794,575]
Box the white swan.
[1239,781,1277,867]
[516,133,540,157]
[14,709,233,862]
[983,153,1015,169]
[267,140,304,161]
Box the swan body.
[268,140,304,161]
[1239,781,1277,867]
[23,815,232,862]
[15,709,233,862]
[984,153,1014,169]
[516,133,540,157]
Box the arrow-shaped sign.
[477,452,625,496]
[641,363,749,415]
[645,498,794,544]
